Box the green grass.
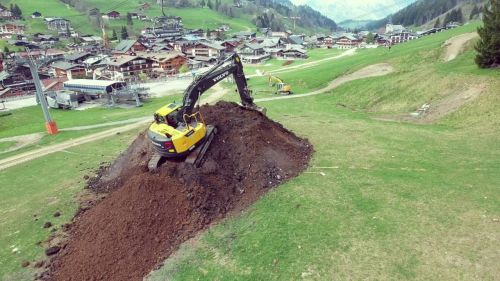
[0,95,180,139]
[0,141,16,152]
[1,23,500,280]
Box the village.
[0,2,461,110]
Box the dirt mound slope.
[41,101,312,281]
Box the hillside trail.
[0,133,43,154]
[416,84,486,123]
[255,63,394,102]
[443,32,478,61]
[268,49,357,75]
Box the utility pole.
[26,48,59,135]
[286,16,301,31]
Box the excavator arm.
[176,53,260,123]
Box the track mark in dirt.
[40,102,312,281]
[373,84,487,123]
[417,84,486,123]
[0,133,43,154]
[443,32,478,62]
[256,63,394,102]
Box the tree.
[3,46,9,53]
[66,24,71,37]
[111,29,118,40]
[475,0,500,68]
[366,32,375,44]
[434,17,441,28]
[10,3,22,19]
[470,5,479,20]
[127,13,133,25]
[215,0,220,10]
[121,26,129,39]
[179,64,189,73]
[200,0,206,7]
[207,0,213,9]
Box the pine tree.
[4,46,9,53]
[434,17,441,28]
[111,29,118,40]
[470,5,479,20]
[121,26,129,39]
[215,0,220,11]
[200,0,206,7]
[12,4,22,19]
[475,0,500,68]
[207,0,213,9]
[66,24,71,37]
[127,13,133,25]
[456,8,463,23]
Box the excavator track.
[148,153,164,172]
[185,125,217,167]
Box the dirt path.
[60,117,150,131]
[443,32,478,62]
[0,133,43,154]
[248,49,357,78]
[255,63,394,102]
[417,84,486,123]
[0,121,148,171]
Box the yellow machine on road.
[147,53,264,170]
[268,75,293,95]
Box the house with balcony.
[45,18,71,33]
[105,55,155,80]
[185,41,225,58]
[237,43,270,64]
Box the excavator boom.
[147,53,264,171]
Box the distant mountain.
[366,0,487,30]
[289,0,418,21]
[338,19,373,30]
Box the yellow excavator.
[268,75,293,95]
[147,53,264,170]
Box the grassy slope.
[146,24,500,280]
[0,23,499,280]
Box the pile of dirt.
[40,101,312,281]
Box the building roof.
[288,35,304,45]
[198,41,225,50]
[52,61,83,70]
[44,17,69,23]
[65,52,91,62]
[107,55,147,66]
[114,40,138,53]
[242,43,263,50]
[64,79,125,88]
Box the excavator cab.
[147,53,263,171]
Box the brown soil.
[40,101,312,281]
